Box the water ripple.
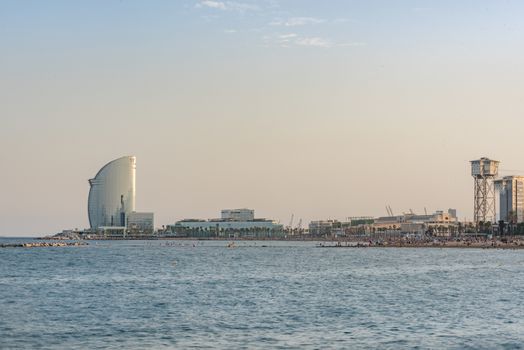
[1,239,524,349]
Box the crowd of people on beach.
[318,235,524,249]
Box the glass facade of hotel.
[88,156,136,229]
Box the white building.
[373,209,458,236]
[88,156,136,229]
[172,219,281,231]
[221,208,254,221]
[372,216,405,230]
[167,209,282,237]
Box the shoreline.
[29,235,524,249]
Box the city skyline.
[2,1,524,236]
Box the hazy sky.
[2,0,524,236]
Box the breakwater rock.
[0,242,88,248]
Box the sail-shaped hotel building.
[88,156,136,229]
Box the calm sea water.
[1,238,524,349]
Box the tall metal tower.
[471,158,500,227]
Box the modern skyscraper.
[495,176,524,223]
[88,156,136,229]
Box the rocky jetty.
[0,242,88,248]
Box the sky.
[1,0,524,236]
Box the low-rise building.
[309,220,338,236]
[309,218,376,236]
[127,211,154,235]
[166,209,283,238]
[373,215,405,231]
[400,222,426,235]
[307,209,459,238]
[372,209,458,236]
[97,226,127,238]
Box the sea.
[1,238,523,349]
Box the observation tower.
[470,157,499,228]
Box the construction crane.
[386,205,394,216]
[297,218,302,230]
[288,214,294,230]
